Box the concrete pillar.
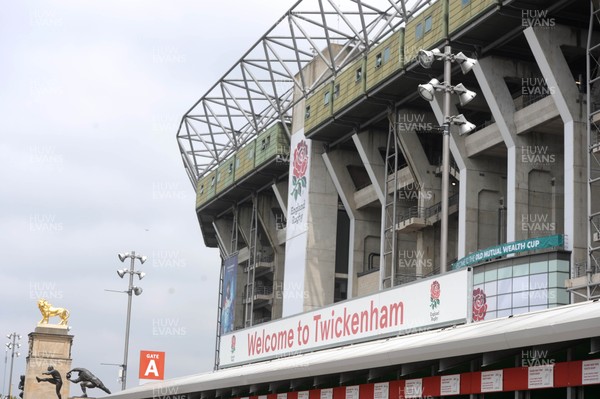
[323,148,381,298]
[428,89,506,260]
[352,130,386,204]
[24,326,72,399]
[524,24,587,266]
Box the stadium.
[110,0,600,398]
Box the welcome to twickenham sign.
[218,269,471,367]
[451,235,564,270]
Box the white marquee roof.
[108,300,600,399]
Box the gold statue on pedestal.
[37,299,70,326]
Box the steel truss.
[177,0,431,187]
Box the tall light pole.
[5,333,21,399]
[115,251,146,390]
[417,46,477,272]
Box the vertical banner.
[221,254,238,334]
[283,129,311,316]
[286,129,311,238]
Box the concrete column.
[305,140,339,311]
[428,89,506,260]
[352,130,386,204]
[525,25,587,265]
[323,149,381,298]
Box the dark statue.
[36,365,63,399]
[67,368,111,397]
[18,375,24,398]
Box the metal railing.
[397,193,460,224]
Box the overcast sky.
[0,0,295,395]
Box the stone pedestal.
[24,325,73,399]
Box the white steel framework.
[176,0,432,187]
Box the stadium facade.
[110,0,600,398]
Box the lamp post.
[5,333,21,399]
[417,46,477,273]
[115,251,146,390]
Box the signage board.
[220,269,471,367]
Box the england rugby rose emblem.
[472,288,488,322]
[291,140,308,200]
[231,335,236,354]
[430,280,440,310]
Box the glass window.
[513,263,529,276]
[383,47,391,63]
[424,16,433,33]
[355,67,363,82]
[200,185,204,194]
[228,163,233,174]
[484,281,497,296]
[497,294,512,310]
[462,0,470,5]
[529,290,548,306]
[513,307,529,316]
[530,261,548,274]
[484,268,498,282]
[334,83,340,98]
[416,23,423,40]
[375,53,382,68]
[324,90,331,105]
[211,176,215,186]
[305,105,311,119]
[497,278,512,294]
[530,273,548,290]
[497,309,512,318]
[513,275,529,292]
[513,291,529,308]
[556,260,570,272]
[486,295,497,312]
[474,272,484,285]
[549,272,569,288]
[498,265,512,279]
[530,305,547,312]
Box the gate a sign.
[139,350,165,380]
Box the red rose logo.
[231,335,236,354]
[430,280,440,309]
[291,140,308,200]
[472,288,488,322]
[293,141,308,179]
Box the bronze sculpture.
[67,368,111,397]
[36,365,63,399]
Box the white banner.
[220,269,470,367]
[283,129,311,316]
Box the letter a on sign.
[139,350,165,380]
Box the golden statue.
[37,299,70,325]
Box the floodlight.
[418,78,440,102]
[137,271,146,280]
[139,255,148,264]
[117,269,127,278]
[133,287,143,296]
[454,83,477,106]
[454,52,477,74]
[452,114,476,135]
[118,253,129,262]
[417,48,441,69]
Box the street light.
[5,333,21,399]
[114,251,146,390]
[417,46,478,273]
